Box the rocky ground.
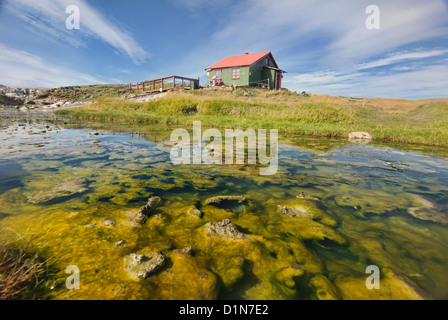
[0,84,167,112]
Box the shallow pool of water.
[1,111,448,300]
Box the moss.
[334,268,432,300]
[310,274,341,300]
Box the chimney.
[244,51,249,55]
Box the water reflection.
[0,111,447,300]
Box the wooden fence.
[127,75,199,94]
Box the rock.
[296,191,320,201]
[205,195,248,214]
[129,196,161,225]
[205,219,248,240]
[123,252,166,280]
[277,205,311,218]
[272,263,305,298]
[139,196,161,216]
[154,249,219,299]
[335,267,433,300]
[205,195,246,205]
[28,177,88,203]
[102,218,116,227]
[188,207,203,218]
[181,246,194,255]
[111,240,128,249]
[310,274,341,300]
[348,131,372,140]
[408,196,448,225]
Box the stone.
[205,219,248,240]
[180,246,194,255]
[205,195,246,205]
[348,131,372,140]
[188,207,203,218]
[129,196,161,226]
[102,218,116,227]
[408,207,448,225]
[28,177,88,203]
[139,196,161,216]
[123,252,166,280]
[112,240,128,249]
[277,205,311,218]
[204,196,248,214]
[310,274,341,300]
[408,196,448,225]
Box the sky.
[0,0,447,99]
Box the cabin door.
[275,71,282,90]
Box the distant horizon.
[1,0,448,99]
[3,82,448,101]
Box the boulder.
[123,252,166,280]
[348,131,372,140]
[205,219,248,240]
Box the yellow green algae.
[1,115,448,300]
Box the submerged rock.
[408,196,448,225]
[112,240,128,249]
[275,199,337,227]
[28,177,88,203]
[102,217,116,227]
[123,252,166,280]
[310,274,341,300]
[154,250,220,299]
[408,207,448,225]
[296,191,320,201]
[140,196,161,215]
[205,219,248,240]
[277,205,311,218]
[335,267,433,300]
[205,195,249,214]
[128,196,161,226]
[205,195,246,205]
[187,207,203,218]
[272,263,304,298]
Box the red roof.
[205,51,272,70]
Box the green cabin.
[205,51,286,90]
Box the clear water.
[1,111,448,300]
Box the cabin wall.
[206,67,250,87]
[250,58,276,89]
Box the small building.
[205,51,286,90]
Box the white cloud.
[4,0,149,64]
[0,44,106,87]
[356,50,448,70]
[284,62,448,99]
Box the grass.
[56,88,448,147]
[0,245,44,300]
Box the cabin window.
[266,57,270,66]
[215,69,222,79]
[232,68,240,79]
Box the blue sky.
[0,0,447,99]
